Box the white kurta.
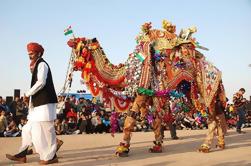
[25,61,56,122]
[20,59,57,161]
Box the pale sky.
[0,0,251,101]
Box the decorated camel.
[66,20,227,156]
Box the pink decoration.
[110,112,119,137]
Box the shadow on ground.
[56,131,250,166]
[1,130,250,166]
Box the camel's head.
[67,37,100,71]
[67,37,99,50]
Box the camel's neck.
[91,48,126,83]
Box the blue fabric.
[102,120,110,126]
[236,106,246,130]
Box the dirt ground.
[0,128,251,166]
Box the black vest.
[31,58,58,107]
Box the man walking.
[233,88,247,134]
[6,42,58,164]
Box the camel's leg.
[149,97,163,153]
[200,120,216,151]
[115,116,135,157]
[198,113,217,153]
[116,95,147,156]
[149,115,163,153]
[199,86,227,153]
[122,116,136,144]
[140,105,147,119]
[199,114,226,152]
[215,113,226,149]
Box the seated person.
[102,114,111,133]
[4,118,19,137]
[0,108,8,137]
[65,117,79,134]
[17,116,28,136]
[55,119,64,135]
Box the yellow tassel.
[86,74,90,82]
[86,62,92,69]
[76,41,83,52]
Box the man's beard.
[30,60,36,73]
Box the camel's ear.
[179,29,184,38]
[67,39,76,48]
[92,38,97,42]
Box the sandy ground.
[0,128,251,166]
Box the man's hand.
[23,94,29,103]
[241,98,247,103]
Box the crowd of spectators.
[0,96,28,137]
[0,95,251,138]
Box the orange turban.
[27,42,44,55]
